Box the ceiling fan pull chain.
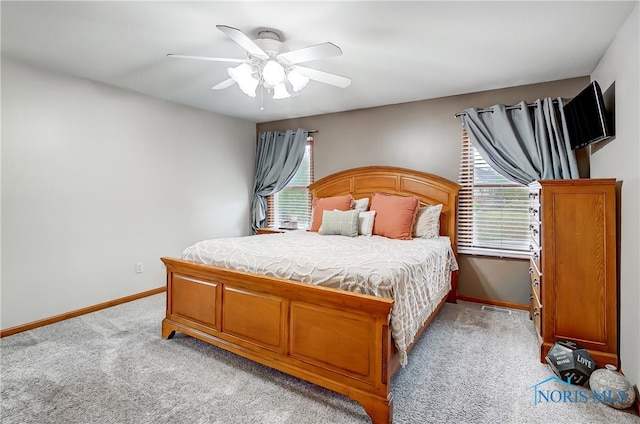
[260,86,265,111]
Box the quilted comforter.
[181,231,457,365]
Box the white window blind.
[458,129,531,259]
[267,140,314,229]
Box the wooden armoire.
[528,179,618,367]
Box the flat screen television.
[563,81,614,150]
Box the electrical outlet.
[135,262,144,273]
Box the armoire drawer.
[530,292,542,336]
[529,243,541,272]
[529,221,541,246]
[529,260,541,301]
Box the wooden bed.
[161,166,460,424]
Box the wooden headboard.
[308,166,461,257]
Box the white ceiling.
[1,1,636,123]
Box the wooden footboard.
[162,257,396,424]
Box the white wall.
[590,4,640,395]
[1,57,256,330]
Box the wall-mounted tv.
[563,81,614,150]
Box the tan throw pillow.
[319,209,360,237]
[352,197,370,212]
[370,193,420,240]
[310,195,353,232]
[413,204,443,239]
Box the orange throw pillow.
[370,193,420,240]
[310,195,353,232]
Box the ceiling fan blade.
[216,25,269,59]
[167,54,244,63]
[294,66,351,88]
[278,43,342,64]
[212,78,236,90]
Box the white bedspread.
[181,231,458,365]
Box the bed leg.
[446,270,458,303]
[350,390,393,424]
[162,320,176,339]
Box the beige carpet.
[1,294,638,423]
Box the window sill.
[458,248,530,260]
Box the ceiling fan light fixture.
[228,63,258,97]
[172,25,350,103]
[262,60,285,86]
[287,69,310,92]
[272,83,290,99]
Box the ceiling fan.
[168,25,351,99]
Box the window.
[267,138,314,229]
[458,129,531,259]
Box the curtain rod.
[454,99,559,118]
[270,129,318,134]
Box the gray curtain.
[461,97,579,185]
[251,128,308,232]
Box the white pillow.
[413,204,443,239]
[352,197,370,213]
[358,210,376,236]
